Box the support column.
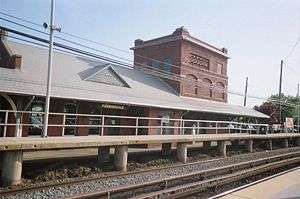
[245,139,253,153]
[296,138,300,146]
[176,143,187,163]
[98,146,110,163]
[217,140,226,157]
[267,139,273,150]
[162,143,172,156]
[114,146,128,172]
[1,151,23,186]
[203,141,211,149]
[283,138,289,148]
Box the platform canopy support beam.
[1,151,23,186]
[176,142,187,163]
[114,145,128,172]
[162,143,172,156]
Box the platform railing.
[0,109,278,137]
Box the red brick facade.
[132,27,229,102]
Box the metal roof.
[0,40,268,118]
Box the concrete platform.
[1,133,300,151]
[219,167,300,199]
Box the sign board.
[101,104,125,110]
[285,117,294,128]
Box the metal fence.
[0,110,291,137]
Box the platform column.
[245,140,253,153]
[114,146,128,172]
[217,140,226,157]
[203,141,211,149]
[267,139,273,150]
[1,151,23,186]
[296,138,300,146]
[162,143,172,156]
[283,138,289,148]
[98,146,110,163]
[176,143,187,163]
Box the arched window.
[216,82,225,100]
[186,74,198,95]
[64,103,77,136]
[203,78,213,98]
[29,101,44,136]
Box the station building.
[0,27,268,138]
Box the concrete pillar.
[283,138,289,148]
[114,146,128,172]
[267,139,273,150]
[203,141,211,149]
[217,140,226,157]
[296,138,300,146]
[245,139,253,153]
[176,143,188,163]
[162,143,172,156]
[1,151,23,186]
[98,146,110,163]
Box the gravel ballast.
[2,147,300,199]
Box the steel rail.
[60,150,300,199]
[1,148,299,197]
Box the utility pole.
[243,77,248,107]
[297,83,299,133]
[278,60,283,124]
[43,0,60,137]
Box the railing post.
[62,114,66,136]
[3,110,8,137]
[135,118,139,136]
[215,122,218,134]
[182,120,185,135]
[160,119,163,135]
[197,121,200,134]
[229,122,231,134]
[101,115,105,136]
[240,124,242,133]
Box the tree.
[254,93,300,124]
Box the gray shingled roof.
[0,40,268,118]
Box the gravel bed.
[2,147,300,199]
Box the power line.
[5,30,300,109]
[284,36,300,62]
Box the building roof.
[131,27,229,58]
[0,40,268,118]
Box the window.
[163,58,172,73]
[189,53,210,70]
[217,63,223,74]
[216,82,225,100]
[203,78,213,98]
[29,102,44,136]
[64,103,77,135]
[152,60,160,69]
[89,117,101,135]
[186,74,198,95]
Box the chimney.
[134,39,144,46]
[172,26,189,36]
[221,47,228,54]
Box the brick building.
[132,27,228,102]
[0,28,267,138]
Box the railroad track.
[1,147,300,199]
[63,152,300,199]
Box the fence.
[0,110,283,137]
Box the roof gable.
[81,64,130,88]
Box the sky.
[1,0,300,107]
